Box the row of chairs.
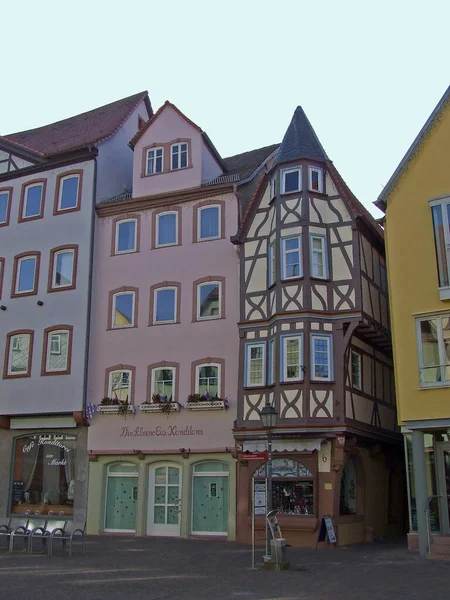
[0,518,86,556]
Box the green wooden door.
[192,475,228,534]
[105,476,138,531]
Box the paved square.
[0,536,448,600]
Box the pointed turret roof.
[275,106,328,165]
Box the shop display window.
[10,433,77,517]
[340,458,357,515]
[253,458,314,516]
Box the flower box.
[97,404,134,414]
[185,400,226,411]
[139,402,180,413]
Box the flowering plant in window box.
[139,394,180,414]
[185,392,229,411]
[97,397,134,414]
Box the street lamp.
[260,404,278,558]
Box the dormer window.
[171,142,188,170]
[281,167,302,194]
[309,166,323,193]
[146,147,163,175]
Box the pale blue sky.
[2,0,448,217]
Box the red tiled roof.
[3,91,151,157]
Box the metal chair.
[48,521,86,557]
[28,520,68,554]
[9,519,47,553]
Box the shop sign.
[243,452,269,461]
[23,436,72,454]
[120,425,204,438]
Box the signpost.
[244,452,269,461]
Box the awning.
[242,438,323,453]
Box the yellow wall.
[384,100,450,423]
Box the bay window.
[311,334,333,381]
[245,342,266,387]
[281,334,304,382]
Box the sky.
[1,0,449,218]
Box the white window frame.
[195,363,221,396]
[46,330,70,373]
[0,189,10,224]
[197,281,221,320]
[311,334,333,382]
[170,142,189,171]
[112,291,135,329]
[7,334,31,375]
[23,183,43,219]
[115,219,137,254]
[57,174,80,212]
[108,369,132,399]
[430,197,450,299]
[153,286,177,324]
[281,166,302,194]
[245,342,266,388]
[416,315,450,388]
[151,366,175,401]
[350,350,362,390]
[50,333,61,355]
[268,241,275,286]
[281,335,304,382]
[146,147,164,175]
[156,211,178,248]
[270,176,276,200]
[310,234,328,279]
[16,255,37,294]
[198,205,221,241]
[308,166,324,193]
[281,235,302,280]
[268,338,275,385]
[12,337,21,351]
[52,249,75,289]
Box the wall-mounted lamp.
[37,300,44,306]
[0,305,6,311]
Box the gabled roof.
[2,91,152,157]
[275,106,328,165]
[375,85,450,212]
[223,144,279,180]
[128,100,226,170]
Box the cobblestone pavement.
[0,536,448,600]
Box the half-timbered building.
[232,107,405,546]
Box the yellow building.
[376,86,450,556]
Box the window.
[115,219,137,254]
[0,257,4,299]
[156,211,178,247]
[54,171,82,213]
[351,350,362,390]
[268,242,275,286]
[197,281,221,320]
[310,234,328,279]
[198,205,220,241]
[253,459,314,516]
[146,147,164,175]
[112,292,135,328]
[151,367,175,401]
[4,331,33,378]
[340,458,357,515]
[0,188,12,226]
[49,247,77,292]
[281,166,301,194]
[171,142,188,170]
[281,235,302,279]
[10,434,77,516]
[12,253,39,297]
[154,287,177,324]
[42,327,72,375]
[268,338,275,385]
[281,335,304,382]
[270,176,276,200]
[308,166,323,193]
[196,364,220,397]
[245,342,266,387]
[430,198,450,296]
[311,334,333,381]
[417,315,450,386]
[20,181,45,221]
[108,369,132,402]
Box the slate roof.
[275,106,328,165]
[2,91,152,157]
[223,144,279,180]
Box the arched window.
[340,458,357,515]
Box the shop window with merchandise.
[10,433,77,517]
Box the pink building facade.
[87,103,241,538]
